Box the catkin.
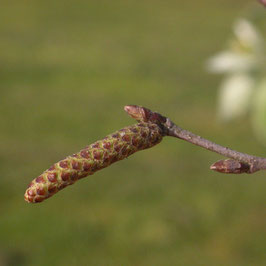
[25,122,163,203]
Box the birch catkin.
[25,122,163,203]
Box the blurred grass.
[0,0,265,265]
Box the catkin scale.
[25,122,163,203]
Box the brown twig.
[125,105,266,174]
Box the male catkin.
[25,122,163,203]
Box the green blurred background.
[0,1,265,265]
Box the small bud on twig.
[210,159,250,174]
[124,105,167,125]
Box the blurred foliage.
[0,1,265,266]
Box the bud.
[24,122,163,203]
[210,159,250,174]
[124,105,166,125]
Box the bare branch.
[125,105,266,174]
[25,104,266,203]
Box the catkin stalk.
[25,122,163,203]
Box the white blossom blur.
[218,74,254,120]
[206,16,266,143]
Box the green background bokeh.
[0,1,265,265]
